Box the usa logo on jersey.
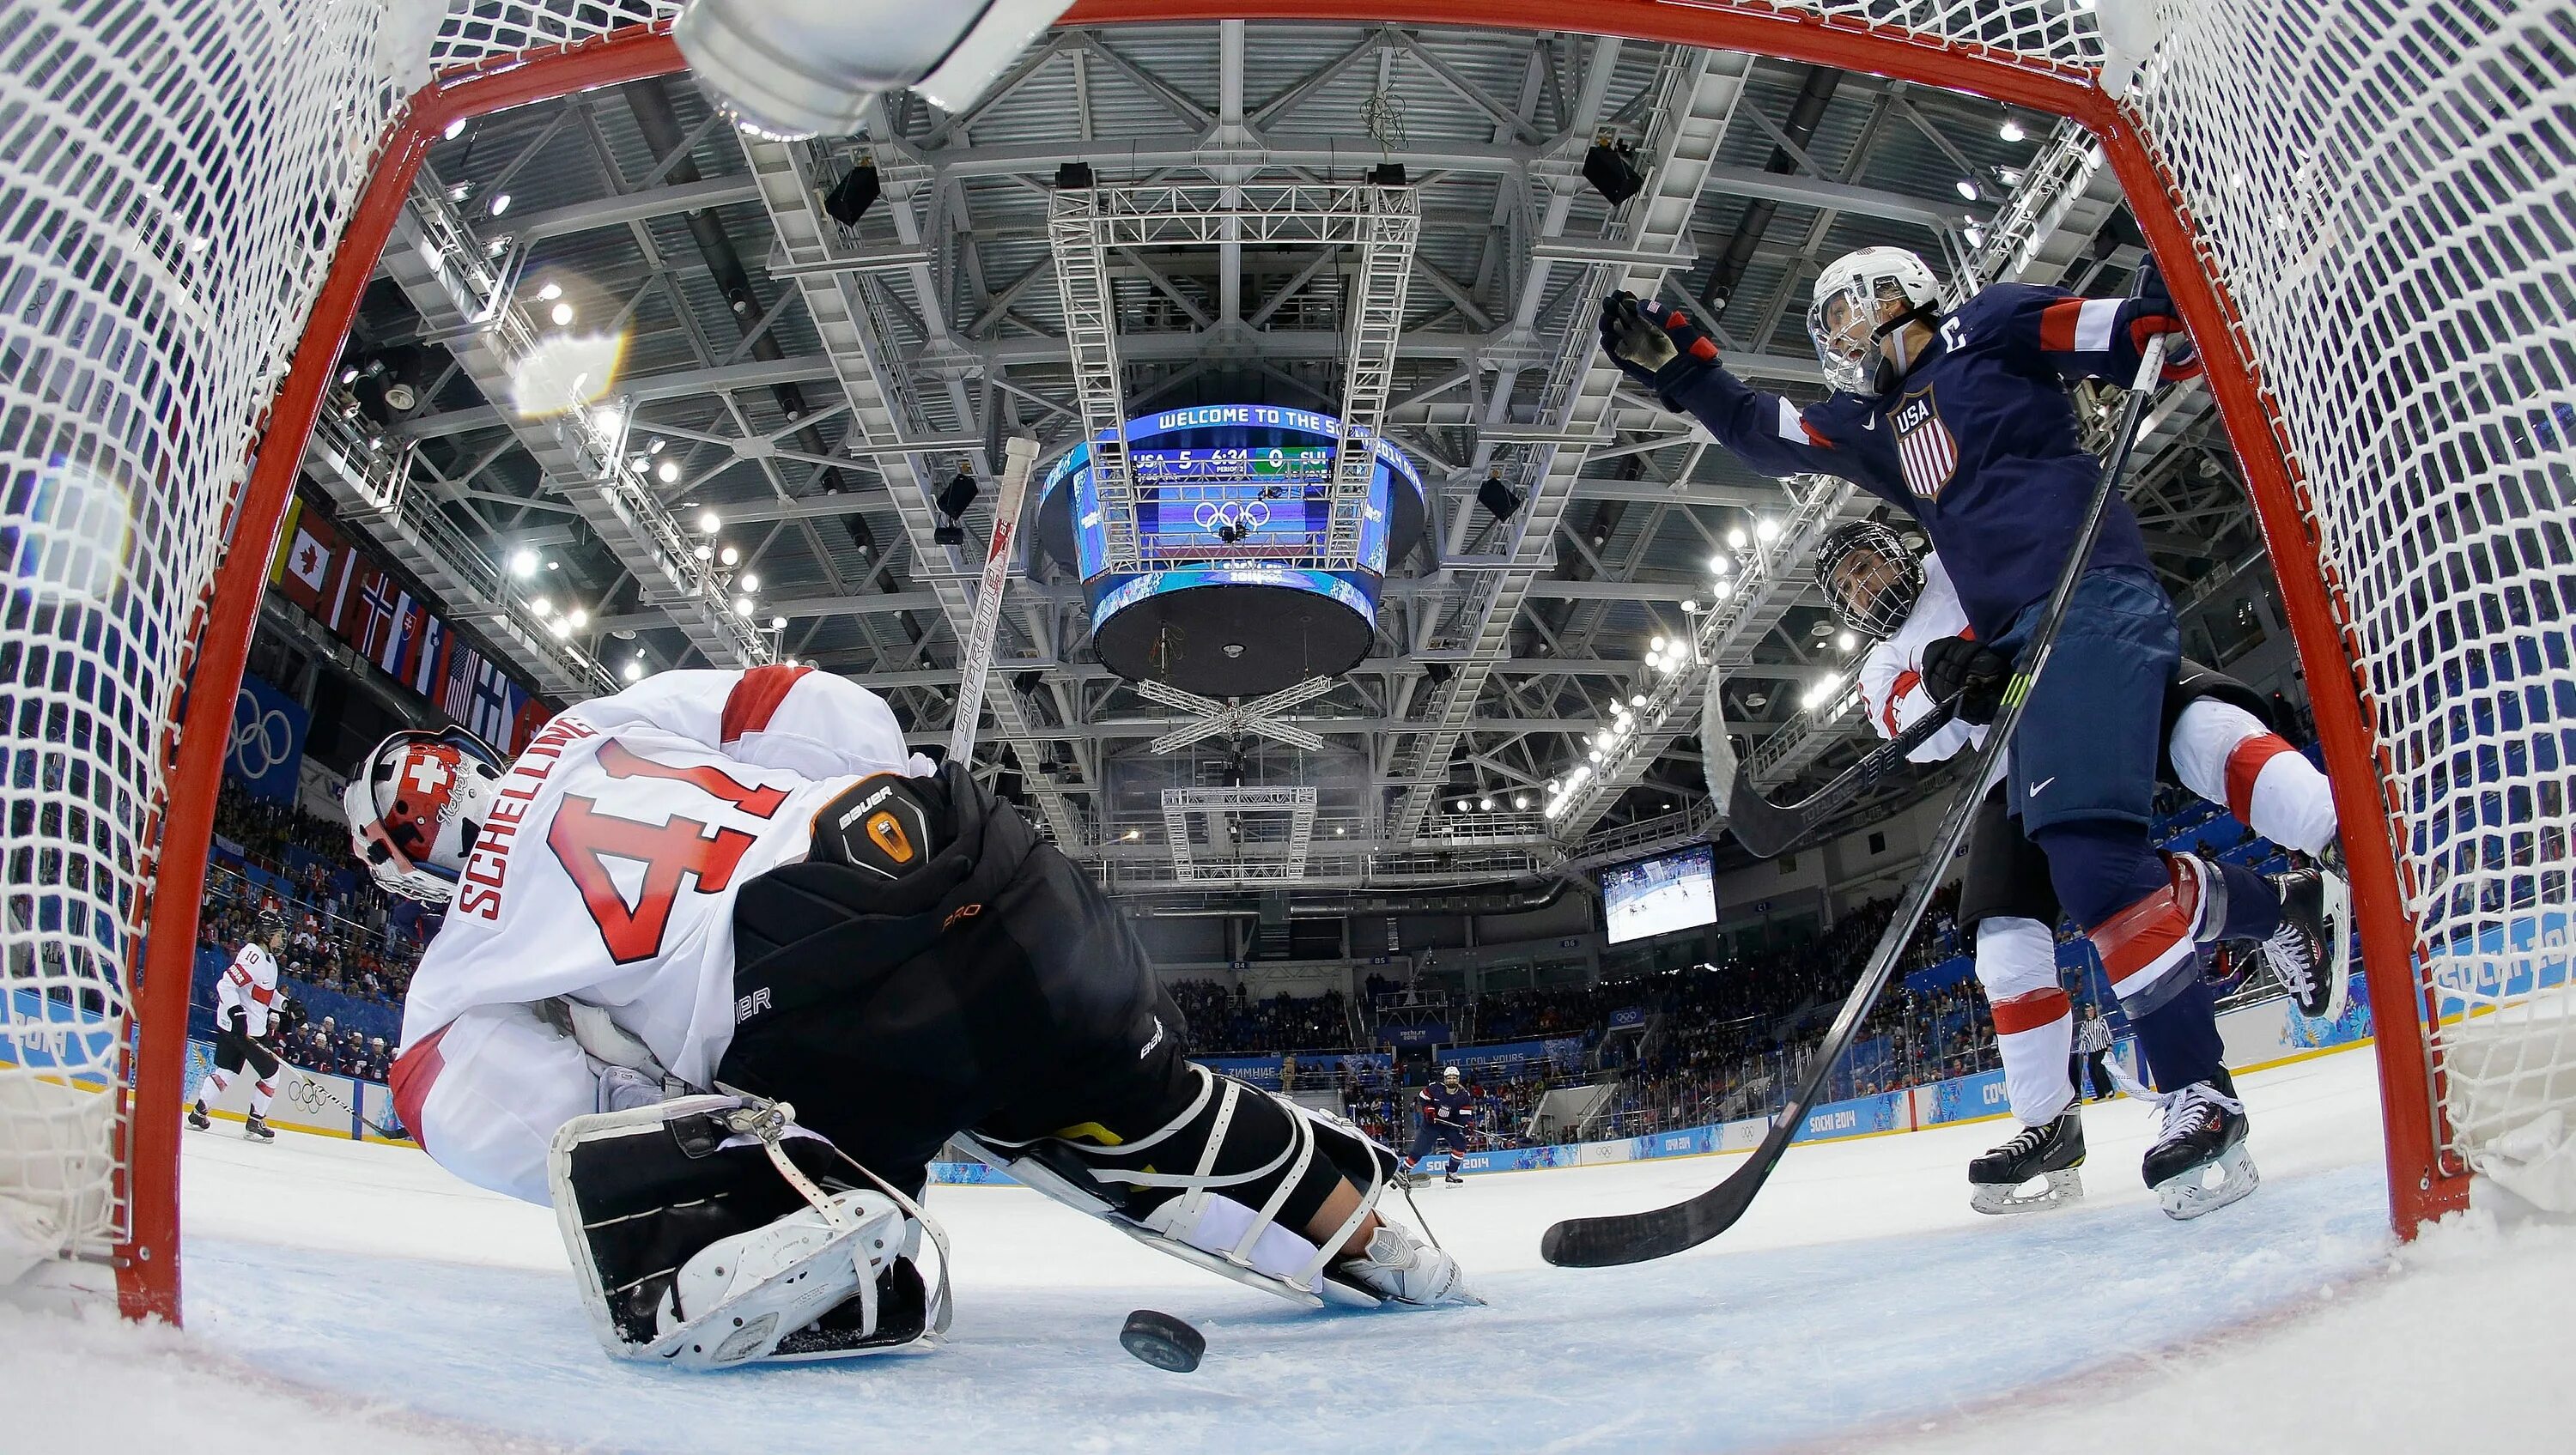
[1892,389,1958,500]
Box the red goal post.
[19,0,2542,1328]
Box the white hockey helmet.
[1443,1065,1461,1082]
[1808,246,1943,394]
[343,727,507,904]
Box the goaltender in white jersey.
[351,665,1470,1370]
[385,667,927,1203]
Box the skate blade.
[2316,870,2352,1023]
[1970,1167,2084,1216]
[2156,1143,2258,1220]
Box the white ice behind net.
[2130,0,2576,1207]
[0,0,669,1282]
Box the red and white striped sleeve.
[1977,282,2199,386]
[575,666,917,781]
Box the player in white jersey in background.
[346,666,1470,1372]
[188,909,287,1143]
[1821,523,2348,1214]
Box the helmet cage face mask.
[1808,276,1917,394]
[343,728,506,904]
[1814,522,1925,639]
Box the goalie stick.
[947,433,1040,767]
[1542,334,2171,1269]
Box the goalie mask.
[343,728,507,904]
[1815,521,1925,640]
[674,0,1076,140]
[1808,246,1942,395]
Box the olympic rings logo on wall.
[286,1076,329,1115]
[231,686,295,778]
[1192,500,1272,534]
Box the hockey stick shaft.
[947,434,1040,767]
[1722,699,1962,858]
[1542,335,2170,1268]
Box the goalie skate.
[1967,1108,2085,1216]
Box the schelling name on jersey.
[1892,388,1959,501]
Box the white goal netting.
[0,0,675,1298]
[3,0,2571,1310]
[2128,0,2576,1209]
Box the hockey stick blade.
[1542,336,2170,1269]
[1723,701,1960,858]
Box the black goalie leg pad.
[548,1097,943,1366]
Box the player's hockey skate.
[1967,1107,2085,1215]
[2140,1071,2257,1220]
[1443,1156,1465,1186]
[185,1100,210,1131]
[2263,865,2348,1022]
[240,1113,276,1143]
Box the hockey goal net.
[0,0,2563,1324]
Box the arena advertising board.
[1085,562,1376,639]
[184,1040,363,1140]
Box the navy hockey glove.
[1600,293,1720,403]
[1922,635,2011,726]
[2129,263,2202,380]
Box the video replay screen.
[1600,843,1719,945]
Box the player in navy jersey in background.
[1406,1065,1476,1185]
[1600,247,2331,1219]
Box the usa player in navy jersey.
[1406,1066,1476,1185]
[1601,247,2331,1219]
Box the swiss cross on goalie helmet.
[343,726,507,903]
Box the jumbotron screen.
[1601,844,1720,945]
[1051,405,1415,579]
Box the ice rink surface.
[11,1046,2576,1453]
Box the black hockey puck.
[1120,1309,1205,1373]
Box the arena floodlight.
[674,0,1076,141]
[937,468,980,520]
[1478,472,1525,523]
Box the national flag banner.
[467,655,513,744]
[340,567,400,664]
[330,560,380,645]
[404,612,448,697]
[508,691,554,756]
[375,590,419,675]
[441,641,484,724]
[270,500,347,618]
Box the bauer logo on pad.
[820,773,935,880]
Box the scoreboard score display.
[1034,404,1427,696]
